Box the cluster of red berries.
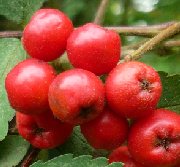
[5,9,180,167]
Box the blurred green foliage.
[0,0,179,74]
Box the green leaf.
[106,162,124,167]
[0,38,26,141]
[32,154,74,167]
[30,154,123,167]
[158,71,180,113]
[0,0,47,25]
[50,53,73,74]
[62,0,85,20]
[0,135,30,167]
[55,126,94,157]
[48,127,108,160]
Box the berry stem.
[20,146,40,167]
[123,22,180,62]
[94,0,109,25]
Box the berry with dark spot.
[105,61,162,119]
[48,68,105,125]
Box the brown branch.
[122,39,180,52]
[123,22,180,62]
[0,31,22,38]
[107,22,176,37]
[0,22,179,40]
[163,40,180,47]
[94,0,109,25]
[0,22,178,38]
[20,147,40,167]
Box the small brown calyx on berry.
[155,137,171,151]
[33,127,45,135]
[140,79,152,92]
[79,106,94,119]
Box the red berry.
[5,58,56,115]
[105,61,162,119]
[67,23,121,75]
[128,109,180,167]
[22,9,73,61]
[48,68,105,125]
[16,110,73,149]
[108,146,145,167]
[80,107,129,150]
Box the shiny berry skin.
[128,109,180,167]
[5,59,56,115]
[105,61,162,119]
[67,23,121,75]
[48,68,105,125]
[80,107,129,150]
[22,9,73,61]
[16,110,73,149]
[108,146,144,167]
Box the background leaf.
[0,135,30,167]
[158,72,180,113]
[0,38,26,141]
[0,0,47,25]
[47,126,108,160]
[55,126,93,157]
[30,154,123,167]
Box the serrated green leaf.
[56,126,93,157]
[90,157,108,167]
[21,0,48,25]
[158,72,180,113]
[30,154,122,167]
[0,38,26,141]
[0,135,30,167]
[0,0,47,25]
[66,155,93,167]
[48,127,108,160]
[106,162,123,167]
[32,154,74,167]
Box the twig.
[163,40,180,47]
[107,22,176,37]
[0,22,178,38]
[123,22,180,62]
[94,0,109,25]
[121,49,135,57]
[20,146,40,167]
[0,31,22,38]
[122,39,180,51]
[122,39,180,58]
